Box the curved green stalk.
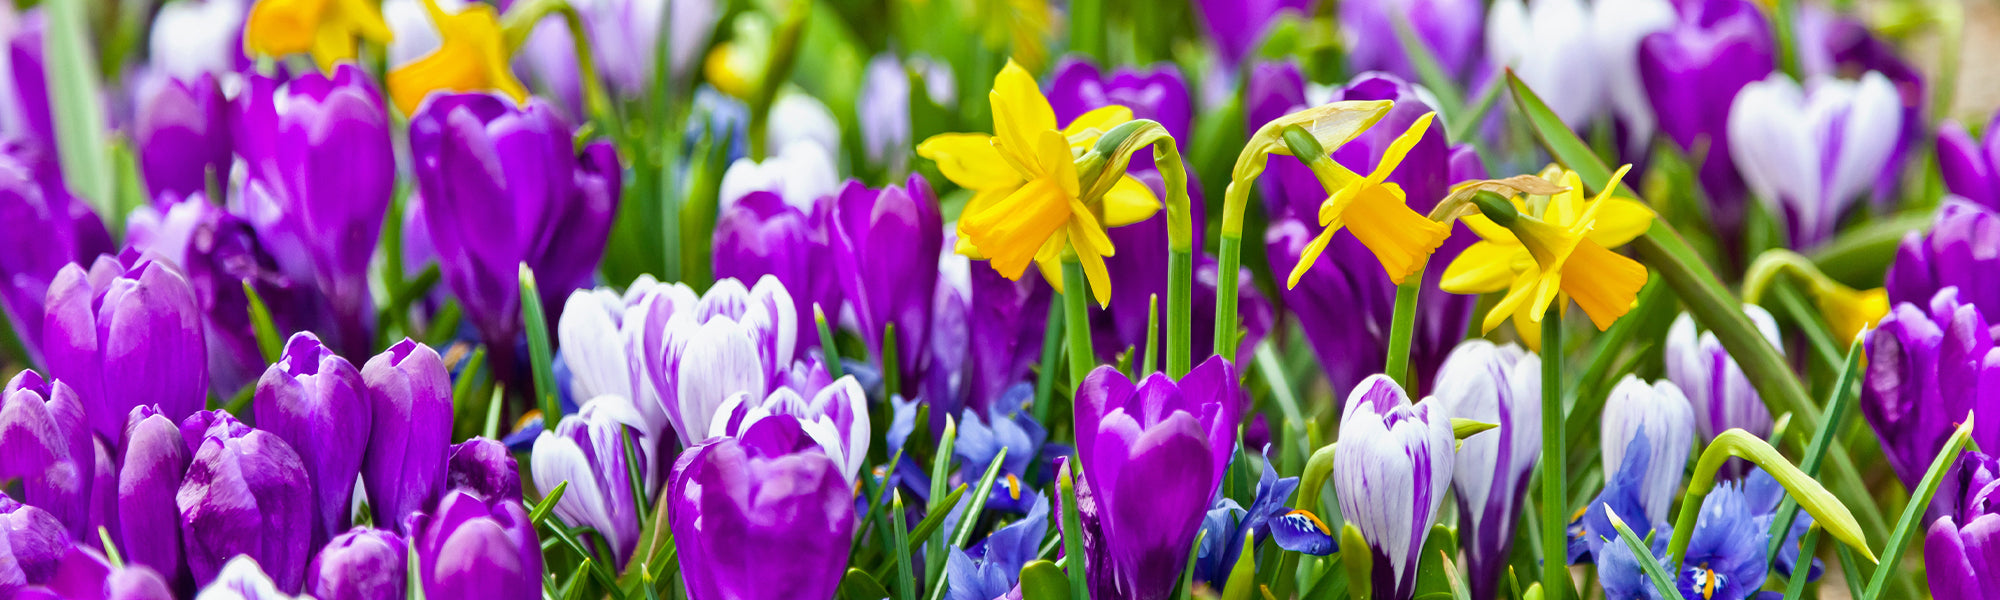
[500,0,615,139]
[1091,120,1195,376]
[1665,430,1875,575]
[1384,272,1424,391]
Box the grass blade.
[1604,506,1685,600]
[1862,416,1976,599]
[520,264,561,421]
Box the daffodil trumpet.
[1092,118,1195,377]
[1214,100,1393,360]
[494,0,614,134]
[1740,249,1889,348]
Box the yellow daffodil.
[1441,166,1654,350]
[1816,285,1888,345]
[1284,112,1453,289]
[915,60,1159,307]
[244,0,392,70]
[385,0,528,116]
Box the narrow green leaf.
[1186,530,1213,600]
[451,347,488,408]
[377,263,442,349]
[520,264,561,421]
[841,568,892,600]
[1451,418,1499,440]
[1141,294,1160,377]
[1439,551,1473,600]
[1218,530,1255,600]
[1020,560,1073,600]
[950,448,1010,549]
[1031,300,1065,431]
[908,484,969,554]
[924,415,960,592]
[1863,416,1976,599]
[1780,528,1820,600]
[1412,524,1459,598]
[884,322,903,400]
[1604,506,1686,600]
[98,527,124,569]
[816,303,845,381]
[623,428,650,526]
[889,492,919,600]
[1059,462,1092,600]
[43,0,114,214]
[531,482,570,525]
[242,281,285,364]
[409,535,428,600]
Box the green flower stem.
[1666,430,1876,576]
[1063,260,1097,390]
[1141,295,1159,377]
[1032,301,1065,434]
[1539,305,1568,600]
[1213,235,1244,361]
[1090,120,1194,376]
[883,323,902,401]
[1384,265,1425,391]
[1058,462,1092,600]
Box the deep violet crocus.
[670,415,855,600]
[234,64,394,356]
[713,190,840,355]
[0,146,112,366]
[447,437,522,503]
[408,490,542,600]
[1068,356,1242,600]
[1927,451,2000,598]
[117,405,192,589]
[1862,287,2000,487]
[1666,305,1781,441]
[1335,374,1455,600]
[1885,199,2000,322]
[305,528,406,600]
[411,92,621,374]
[830,175,943,386]
[1433,340,1540,600]
[134,73,232,201]
[177,410,312,592]
[531,396,650,563]
[360,339,455,531]
[1938,111,2000,212]
[0,494,70,591]
[42,254,208,441]
[0,371,93,540]
[18,545,175,600]
[255,332,372,551]
[1638,0,1776,238]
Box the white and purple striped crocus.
[1666,305,1780,442]
[558,276,677,459]
[0,370,93,541]
[1335,374,1455,600]
[709,376,870,484]
[636,275,798,447]
[1433,340,1540,600]
[531,396,651,563]
[1727,71,1903,247]
[1600,375,1696,526]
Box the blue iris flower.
[945,495,1051,600]
[1191,448,1331,590]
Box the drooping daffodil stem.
[1666,429,1878,576]
[1539,304,1567,600]
[1091,119,1194,377]
[743,0,810,161]
[1063,259,1096,392]
[498,0,614,138]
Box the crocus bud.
[306,528,406,600]
[409,490,543,600]
[193,555,306,599]
[1,371,94,539]
[1862,288,2000,487]
[636,276,797,447]
[1886,199,2000,321]
[0,495,70,590]
[233,65,394,356]
[531,397,648,563]
[1600,375,1696,525]
[710,376,871,483]
[713,192,839,362]
[670,416,854,600]
[830,175,943,385]
[1433,340,1540,600]
[1937,113,2000,211]
[360,339,455,530]
[1638,0,1775,237]
[0,148,113,367]
[177,411,312,592]
[1336,374,1455,600]
[447,437,521,503]
[1728,72,1903,247]
[1073,356,1242,600]
[134,74,232,201]
[1666,306,1780,441]
[255,332,371,550]
[410,93,620,373]
[42,255,208,441]
[117,405,191,589]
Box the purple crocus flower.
[1049,59,1194,142]
[957,264,1053,415]
[134,73,231,201]
[635,276,797,447]
[447,437,522,503]
[306,528,406,600]
[3,12,55,147]
[234,65,394,357]
[1190,0,1312,67]
[360,339,455,531]
[1938,113,2000,213]
[42,254,208,441]
[126,196,319,396]
[192,555,305,599]
[709,376,871,484]
[0,494,69,591]
[0,146,112,366]
[255,332,372,551]
[670,415,855,600]
[1862,288,2000,488]
[1886,200,2000,321]
[1666,306,1779,441]
[1433,340,1540,600]
[20,545,175,600]
[714,190,840,356]
[1335,374,1455,600]
[1727,72,1903,247]
[1600,375,1695,526]
[1638,0,1775,238]
[117,405,192,590]
[1070,356,1242,600]
[1928,451,2000,597]
[0,371,93,540]
[408,490,541,600]
[831,175,943,385]
[945,495,1050,600]
[411,92,622,377]
[1341,0,1484,87]
[530,397,650,563]
[177,410,312,592]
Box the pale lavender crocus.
[708,376,870,483]
[1433,341,1540,600]
[531,396,651,563]
[1667,306,1780,441]
[1728,71,1903,247]
[1335,374,1455,600]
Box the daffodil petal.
[961,176,1072,279]
[1073,225,1115,307]
[1061,105,1134,141]
[1367,112,1436,184]
[1102,175,1161,227]
[1583,197,1655,247]
[1440,242,1524,294]
[1039,129,1081,198]
[1461,211,1519,244]
[1286,225,1340,290]
[1818,286,1889,345]
[1560,240,1649,331]
[1486,268,1539,335]
[991,60,1059,166]
[1343,182,1450,284]
[918,134,1023,191]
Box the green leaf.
[1863,416,1977,599]
[451,347,488,411]
[889,492,919,600]
[884,322,904,400]
[1141,294,1160,377]
[816,303,846,380]
[1665,430,1874,576]
[1031,301,1065,433]
[530,482,570,526]
[1341,525,1371,600]
[1412,524,1459,598]
[950,448,1010,550]
[1437,552,1472,600]
[1450,418,1499,441]
[903,484,968,559]
[43,0,114,215]
[1780,528,1820,600]
[409,534,428,600]
[1059,462,1093,600]
[519,264,561,421]
[840,568,892,600]
[1220,531,1255,600]
[242,281,285,364]
[1603,506,1685,600]
[1020,560,1073,600]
